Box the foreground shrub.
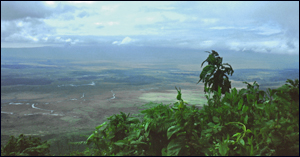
[1,134,50,156]
[79,78,298,156]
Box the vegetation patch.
[60,116,82,124]
[138,90,207,106]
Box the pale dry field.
[1,79,248,141]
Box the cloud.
[94,22,119,27]
[201,18,219,25]
[225,38,298,54]
[1,1,76,20]
[1,1,52,20]
[209,26,236,30]
[68,1,94,4]
[101,4,120,12]
[59,14,75,21]
[199,40,215,49]
[112,37,134,45]
[1,1,299,55]
[107,21,119,26]
[77,11,89,18]
[253,2,299,39]
[1,18,56,43]
[96,25,104,29]
[120,37,133,44]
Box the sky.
[1,1,299,55]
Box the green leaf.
[179,100,184,109]
[239,139,245,146]
[177,94,181,101]
[95,121,107,130]
[242,125,246,132]
[247,137,252,145]
[238,99,243,110]
[213,116,219,123]
[114,140,127,146]
[167,138,183,156]
[233,146,238,150]
[266,137,272,144]
[172,106,179,110]
[211,50,219,57]
[176,131,186,136]
[201,59,208,68]
[199,65,215,81]
[167,125,182,140]
[255,103,264,110]
[244,115,248,125]
[136,129,141,137]
[224,102,231,107]
[206,133,212,138]
[232,133,241,138]
[242,105,248,113]
[231,87,237,96]
[250,144,254,156]
[207,122,215,127]
[205,128,213,133]
[246,129,252,134]
[145,122,150,131]
[175,86,182,100]
[287,126,293,132]
[86,133,94,142]
[130,141,146,145]
[162,147,167,156]
[207,54,216,64]
[219,141,228,156]
[217,57,223,65]
[127,117,140,123]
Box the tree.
[197,50,234,94]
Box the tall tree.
[197,50,234,94]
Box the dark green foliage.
[197,50,234,94]
[1,134,50,156]
[83,111,141,156]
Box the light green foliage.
[175,86,188,110]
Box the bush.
[1,134,50,156]
[80,78,298,156]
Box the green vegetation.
[197,50,234,94]
[1,50,299,156]
[1,134,50,156]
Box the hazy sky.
[1,1,299,54]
